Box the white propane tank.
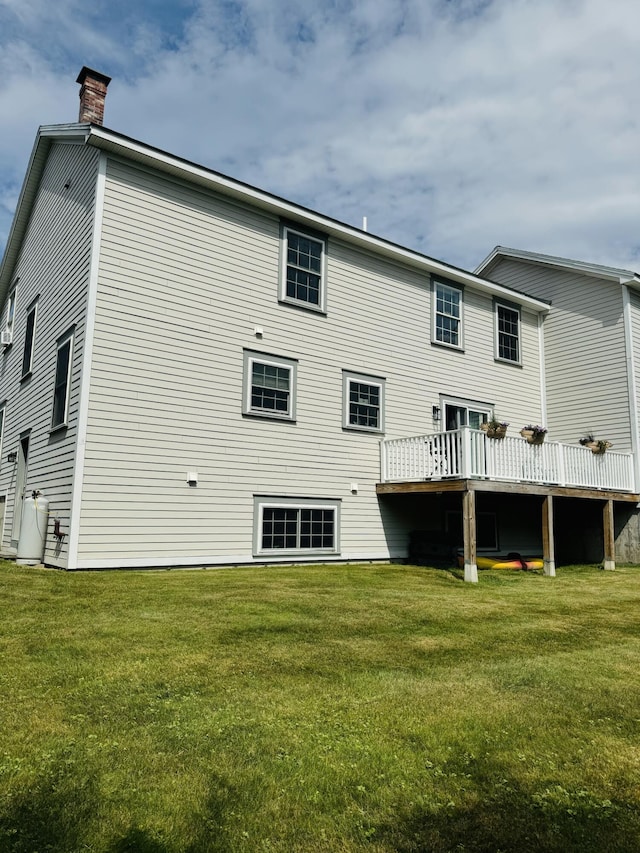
[16,491,50,565]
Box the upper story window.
[21,301,38,379]
[433,280,463,349]
[3,286,17,346]
[495,301,521,364]
[52,331,74,430]
[280,225,326,313]
[243,350,297,421]
[342,370,385,433]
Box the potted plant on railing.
[579,434,613,454]
[520,424,547,445]
[480,417,508,439]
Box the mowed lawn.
[0,562,639,852]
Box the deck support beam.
[541,495,556,577]
[462,489,478,583]
[603,499,615,570]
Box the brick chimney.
[76,66,112,125]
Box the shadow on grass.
[0,761,101,853]
[0,763,246,853]
[377,773,640,853]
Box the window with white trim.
[243,350,297,421]
[51,331,73,429]
[21,301,38,378]
[433,279,463,348]
[254,496,340,556]
[280,225,326,312]
[495,301,521,363]
[442,397,492,431]
[4,287,17,346]
[343,370,385,432]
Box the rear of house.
[73,142,548,569]
[1,71,637,574]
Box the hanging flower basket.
[520,425,547,445]
[588,440,612,455]
[482,420,508,439]
[579,435,612,454]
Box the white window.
[3,287,17,345]
[495,301,521,363]
[254,496,340,556]
[51,331,74,429]
[21,301,38,378]
[433,279,463,349]
[280,225,326,312]
[243,350,297,421]
[343,370,385,432]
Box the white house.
[0,69,636,579]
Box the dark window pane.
[22,307,36,376]
[52,339,72,427]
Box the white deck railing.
[380,428,636,493]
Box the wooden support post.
[463,489,478,583]
[603,499,615,571]
[541,495,556,577]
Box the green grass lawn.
[0,561,639,852]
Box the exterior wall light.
[432,406,441,422]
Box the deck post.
[603,499,615,570]
[541,495,556,577]
[462,488,478,583]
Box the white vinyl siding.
[0,142,99,564]
[75,156,545,568]
[484,257,631,450]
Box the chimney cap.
[76,66,112,87]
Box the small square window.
[280,225,326,313]
[243,350,297,421]
[342,370,385,433]
[432,280,463,349]
[495,301,521,363]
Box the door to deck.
[445,403,489,431]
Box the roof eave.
[85,127,549,313]
[476,245,639,285]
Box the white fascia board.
[85,127,549,314]
[476,245,639,285]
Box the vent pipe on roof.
[76,66,112,125]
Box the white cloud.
[1,0,640,270]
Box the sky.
[1,0,639,272]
